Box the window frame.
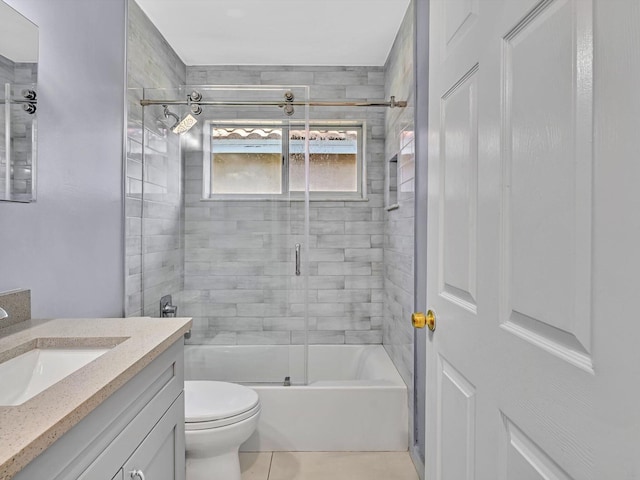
[202,120,367,202]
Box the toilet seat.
[185,381,260,431]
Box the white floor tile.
[268,451,419,480]
[240,452,272,480]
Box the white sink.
[0,347,111,406]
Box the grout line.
[266,451,274,480]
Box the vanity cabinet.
[14,340,186,480]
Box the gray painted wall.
[125,0,186,316]
[0,0,126,318]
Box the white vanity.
[0,317,192,480]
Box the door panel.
[421,0,640,479]
[437,355,476,480]
[440,65,479,312]
[500,0,594,370]
[501,417,573,480]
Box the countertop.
[0,316,192,480]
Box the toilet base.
[185,408,260,480]
[187,449,241,480]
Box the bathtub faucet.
[160,294,178,318]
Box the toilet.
[184,380,261,480]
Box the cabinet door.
[124,393,185,480]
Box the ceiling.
[135,0,412,66]
[0,1,38,63]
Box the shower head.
[172,113,198,134]
[162,104,198,135]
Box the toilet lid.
[184,381,260,423]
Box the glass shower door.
[138,85,310,385]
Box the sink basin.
[0,346,111,406]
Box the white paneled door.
[423,0,640,478]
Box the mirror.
[0,0,38,202]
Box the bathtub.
[184,345,408,451]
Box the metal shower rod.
[139,96,407,109]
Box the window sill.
[200,194,369,203]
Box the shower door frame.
[139,84,312,386]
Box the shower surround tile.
[125,0,187,317]
[183,64,387,346]
[383,2,418,471]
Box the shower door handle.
[295,243,301,276]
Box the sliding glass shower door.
[138,85,310,385]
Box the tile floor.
[239,451,420,480]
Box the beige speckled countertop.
[0,316,192,480]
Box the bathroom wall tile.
[345,276,384,290]
[384,2,417,454]
[292,331,345,345]
[260,71,315,85]
[316,235,371,249]
[344,248,384,262]
[316,262,372,276]
[313,71,368,86]
[263,317,311,331]
[208,290,264,304]
[345,302,384,317]
[291,302,345,317]
[307,276,346,290]
[237,303,289,317]
[186,330,237,346]
[346,85,386,99]
[345,330,383,344]
[209,317,263,331]
[179,64,386,347]
[317,317,371,331]
[263,289,313,304]
[309,222,346,235]
[316,208,372,222]
[307,249,345,262]
[345,221,385,235]
[316,288,369,303]
[176,301,235,317]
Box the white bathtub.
[185,345,408,451]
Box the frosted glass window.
[289,129,359,192]
[207,124,363,198]
[211,127,283,194]
[212,153,282,194]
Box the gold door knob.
[412,312,426,329]
[412,311,436,331]
[426,310,436,331]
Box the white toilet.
[184,380,261,480]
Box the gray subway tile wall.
[125,0,186,316]
[383,2,417,460]
[181,64,387,346]
[125,1,415,364]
